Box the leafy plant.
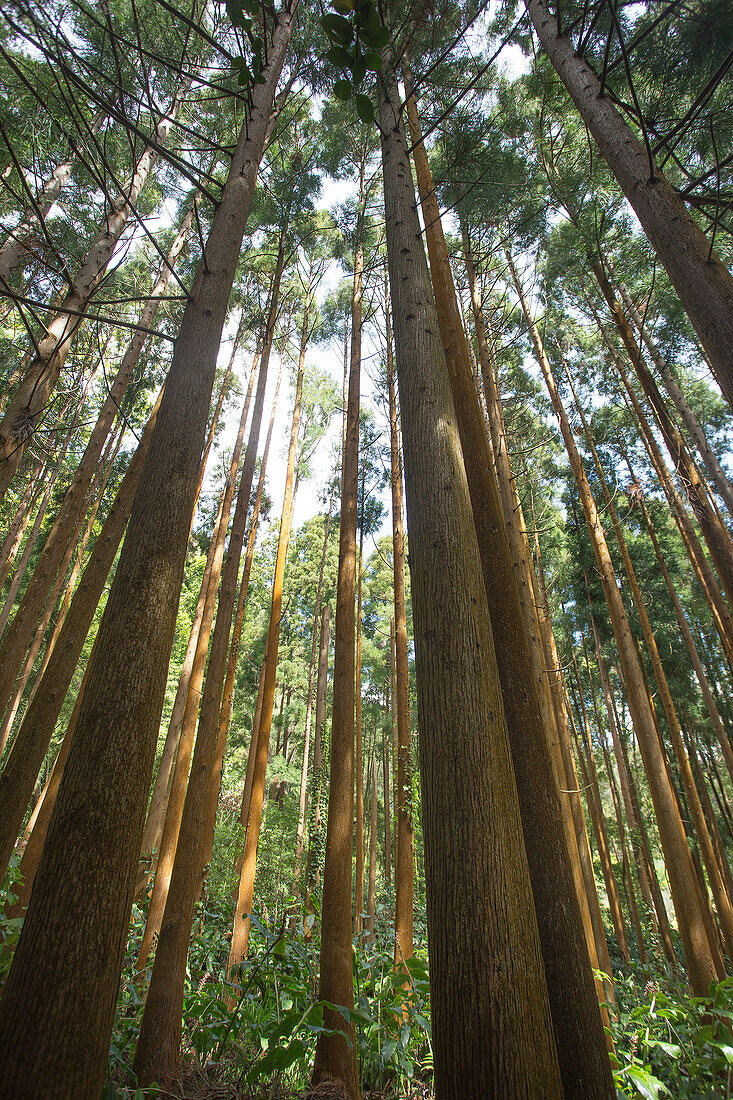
[320,0,391,123]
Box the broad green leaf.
[354,94,374,124]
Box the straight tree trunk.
[383,685,391,888]
[526,0,733,410]
[403,74,612,1096]
[617,282,733,519]
[134,334,256,896]
[610,338,733,674]
[365,751,377,939]
[591,260,733,610]
[305,602,330,918]
[627,450,733,787]
[0,423,124,754]
[225,306,307,1003]
[354,522,365,935]
[380,58,563,1100]
[0,391,162,883]
[568,371,733,960]
[311,153,366,1100]
[587,630,678,964]
[133,279,287,1091]
[0,201,195,721]
[510,249,717,995]
[385,280,414,970]
[0,12,297,1093]
[136,295,277,973]
[567,694,631,961]
[198,370,282,899]
[294,486,334,895]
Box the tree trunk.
[510,249,717,995]
[403,73,611,1096]
[381,58,563,1099]
[136,286,278,973]
[311,152,366,1100]
[567,695,631,962]
[0,201,195,721]
[592,260,733,611]
[294,485,334,897]
[609,334,733,674]
[385,279,414,971]
[134,279,288,1091]
[0,391,162,883]
[354,522,365,935]
[225,301,306,1008]
[617,282,733,519]
[197,370,282,901]
[134,332,255,897]
[383,684,391,888]
[365,751,377,939]
[526,0,733,410]
[0,11,296,1093]
[305,602,330,920]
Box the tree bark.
[385,278,414,972]
[0,11,297,1093]
[617,282,733,519]
[225,304,306,1008]
[134,277,285,1091]
[136,290,277,974]
[311,154,365,1100]
[381,59,563,1100]
[403,72,611,1095]
[511,249,718,995]
[0,391,162,883]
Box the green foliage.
[320,0,390,123]
[612,975,733,1098]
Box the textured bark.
[381,61,562,1100]
[305,602,330,920]
[567,696,630,961]
[354,525,365,935]
[529,500,615,1007]
[294,485,334,895]
[403,75,610,1095]
[385,281,414,971]
[0,393,162,883]
[569,372,733,960]
[511,250,717,994]
[588,632,677,964]
[527,0,733,410]
[0,12,296,1093]
[134,290,282,1089]
[136,306,274,974]
[608,335,733,674]
[198,371,282,899]
[365,752,377,938]
[134,337,255,898]
[0,425,123,753]
[311,158,365,1100]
